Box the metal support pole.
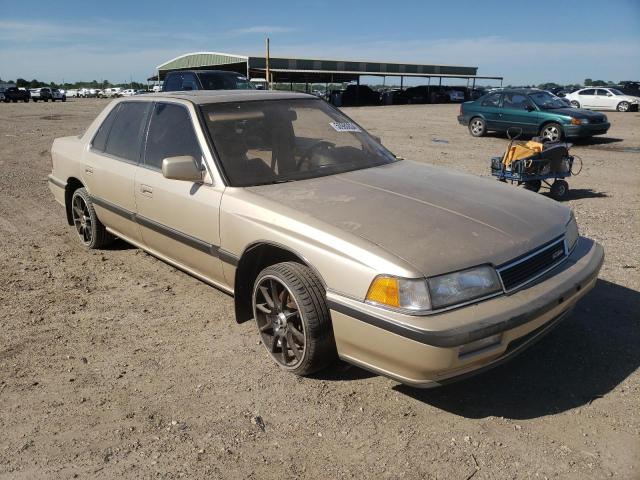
[400,76,403,90]
[265,37,270,90]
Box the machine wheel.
[469,117,486,137]
[523,180,541,192]
[617,101,630,112]
[570,100,580,108]
[540,123,563,142]
[70,188,113,248]
[550,180,569,200]
[252,262,336,376]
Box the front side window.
[201,98,396,187]
[502,93,531,110]
[596,89,610,96]
[144,103,203,170]
[103,102,151,162]
[481,92,501,107]
[528,91,567,109]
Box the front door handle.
[140,184,153,196]
[85,166,93,174]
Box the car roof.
[147,90,316,104]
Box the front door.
[134,101,225,285]
[497,92,539,135]
[593,89,613,109]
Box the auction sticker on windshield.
[330,122,362,133]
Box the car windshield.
[609,88,625,95]
[199,72,253,90]
[201,98,397,187]
[528,91,567,109]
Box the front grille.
[498,238,566,291]
[590,117,604,124]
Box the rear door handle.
[85,166,93,174]
[140,184,153,196]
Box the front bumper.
[564,122,610,138]
[328,237,604,387]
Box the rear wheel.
[70,188,113,249]
[570,100,580,108]
[540,123,563,142]
[550,180,569,200]
[469,117,486,137]
[617,101,630,112]
[252,262,335,376]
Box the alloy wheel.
[542,125,560,142]
[71,195,93,245]
[617,102,629,112]
[253,275,306,368]
[471,119,484,135]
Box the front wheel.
[469,117,486,137]
[570,100,580,108]
[617,101,630,112]
[70,188,113,249]
[540,123,563,142]
[253,262,336,376]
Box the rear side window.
[144,103,203,170]
[91,105,119,152]
[580,89,595,96]
[481,92,502,107]
[103,102,152,162]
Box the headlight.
[427,265,501,310]
[570,117,586,125]
[566,212,579,252]
[366,276,430,311]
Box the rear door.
[83,101,151,243]
[134,100,226,285]
[497,92,538,134]
[578,89,596,108]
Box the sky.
[0,0,639,86]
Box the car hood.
[247,161,570,277]
[543,107,607,119]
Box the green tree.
[584,78,593,86]
[16,78,29,88]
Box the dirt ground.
[0,99,638,480]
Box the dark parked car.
[614,81,640,98]
[3,87,30,103]
[162,70,252,92]
[395,86,449,104]
[340,84,381,106]
[458,88,610,141]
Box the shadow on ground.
[394,279,639,419]
[541,188,609,201]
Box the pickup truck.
[30,87,53,102]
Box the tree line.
[0,78,149,90]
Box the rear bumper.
[328,238,604,387]
[564,122,610,138]
[48,174,66,206]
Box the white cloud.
[228,25,296,36]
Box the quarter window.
[91,105,119,152]
[144,103,203,171]
[481,92,501,107]
[103,102,152,162]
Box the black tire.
[44,98,49,102]
[469,117,486,137]
[523,180,541,192]
[252,262,336,376]
[24,98,29,103]
[617,101,630,112]
[70,187,113,248]
[33,99,38,102]
[550,180,569,200]
[570,100,580,108]
[540,122,563,142]
[62,97,66,102]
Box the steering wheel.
[296,140,335,170]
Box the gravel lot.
[0,99,638,479]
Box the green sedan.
[458,89,610,141]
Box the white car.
[100,88,122,98]
[121,89,136,97]
[564,87,639,112]
[66,89,78,98]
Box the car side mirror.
[372,135,382,144]
[606,93,612,97]
[162,156,203,182]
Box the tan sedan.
[48,91,604,387]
